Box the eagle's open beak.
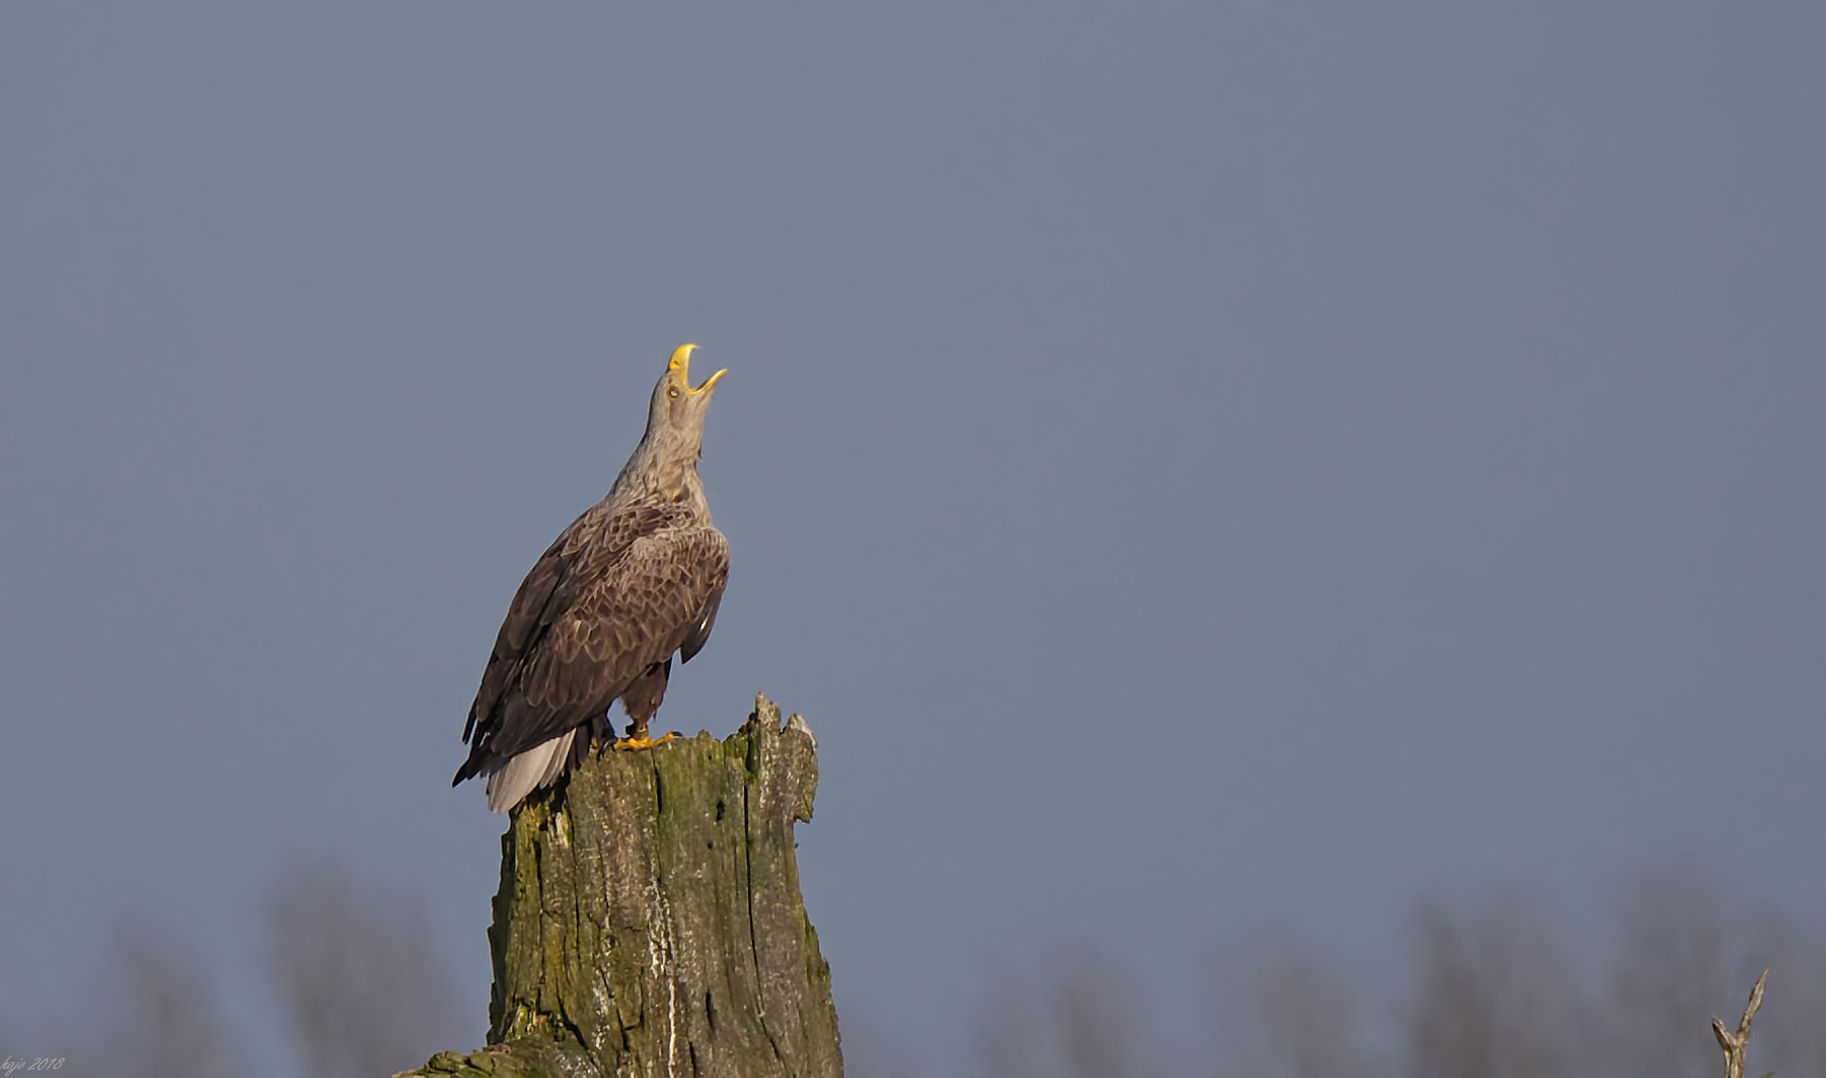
[669,343,727,395]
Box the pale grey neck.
[611,436,711,517]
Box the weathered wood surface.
[400,696,842,1078]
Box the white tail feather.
[485,728,578,813]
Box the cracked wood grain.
[400,696,841,1078]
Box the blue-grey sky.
[2,3,1823,1072]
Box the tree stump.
[400,696,842,1078]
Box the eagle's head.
[639,343,726,488]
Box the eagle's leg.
[613,659,679,750]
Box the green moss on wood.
[399,696,842,1078]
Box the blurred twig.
[1710,968,1767,1078]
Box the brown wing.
[460,503,609,745]
[680,562,726,663]
[455,515,728,781]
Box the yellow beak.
[669,342,727,395]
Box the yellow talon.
[612,732,679,751]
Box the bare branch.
[971,949,1160,1078]
[1211,933,1368,1078]
[1710,968,1768,1078]
[266,857,467,1077]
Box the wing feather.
[461,504,607,742]
[455,510,728,779]
[680,578,725,664]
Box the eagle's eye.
[667,385,682,400]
